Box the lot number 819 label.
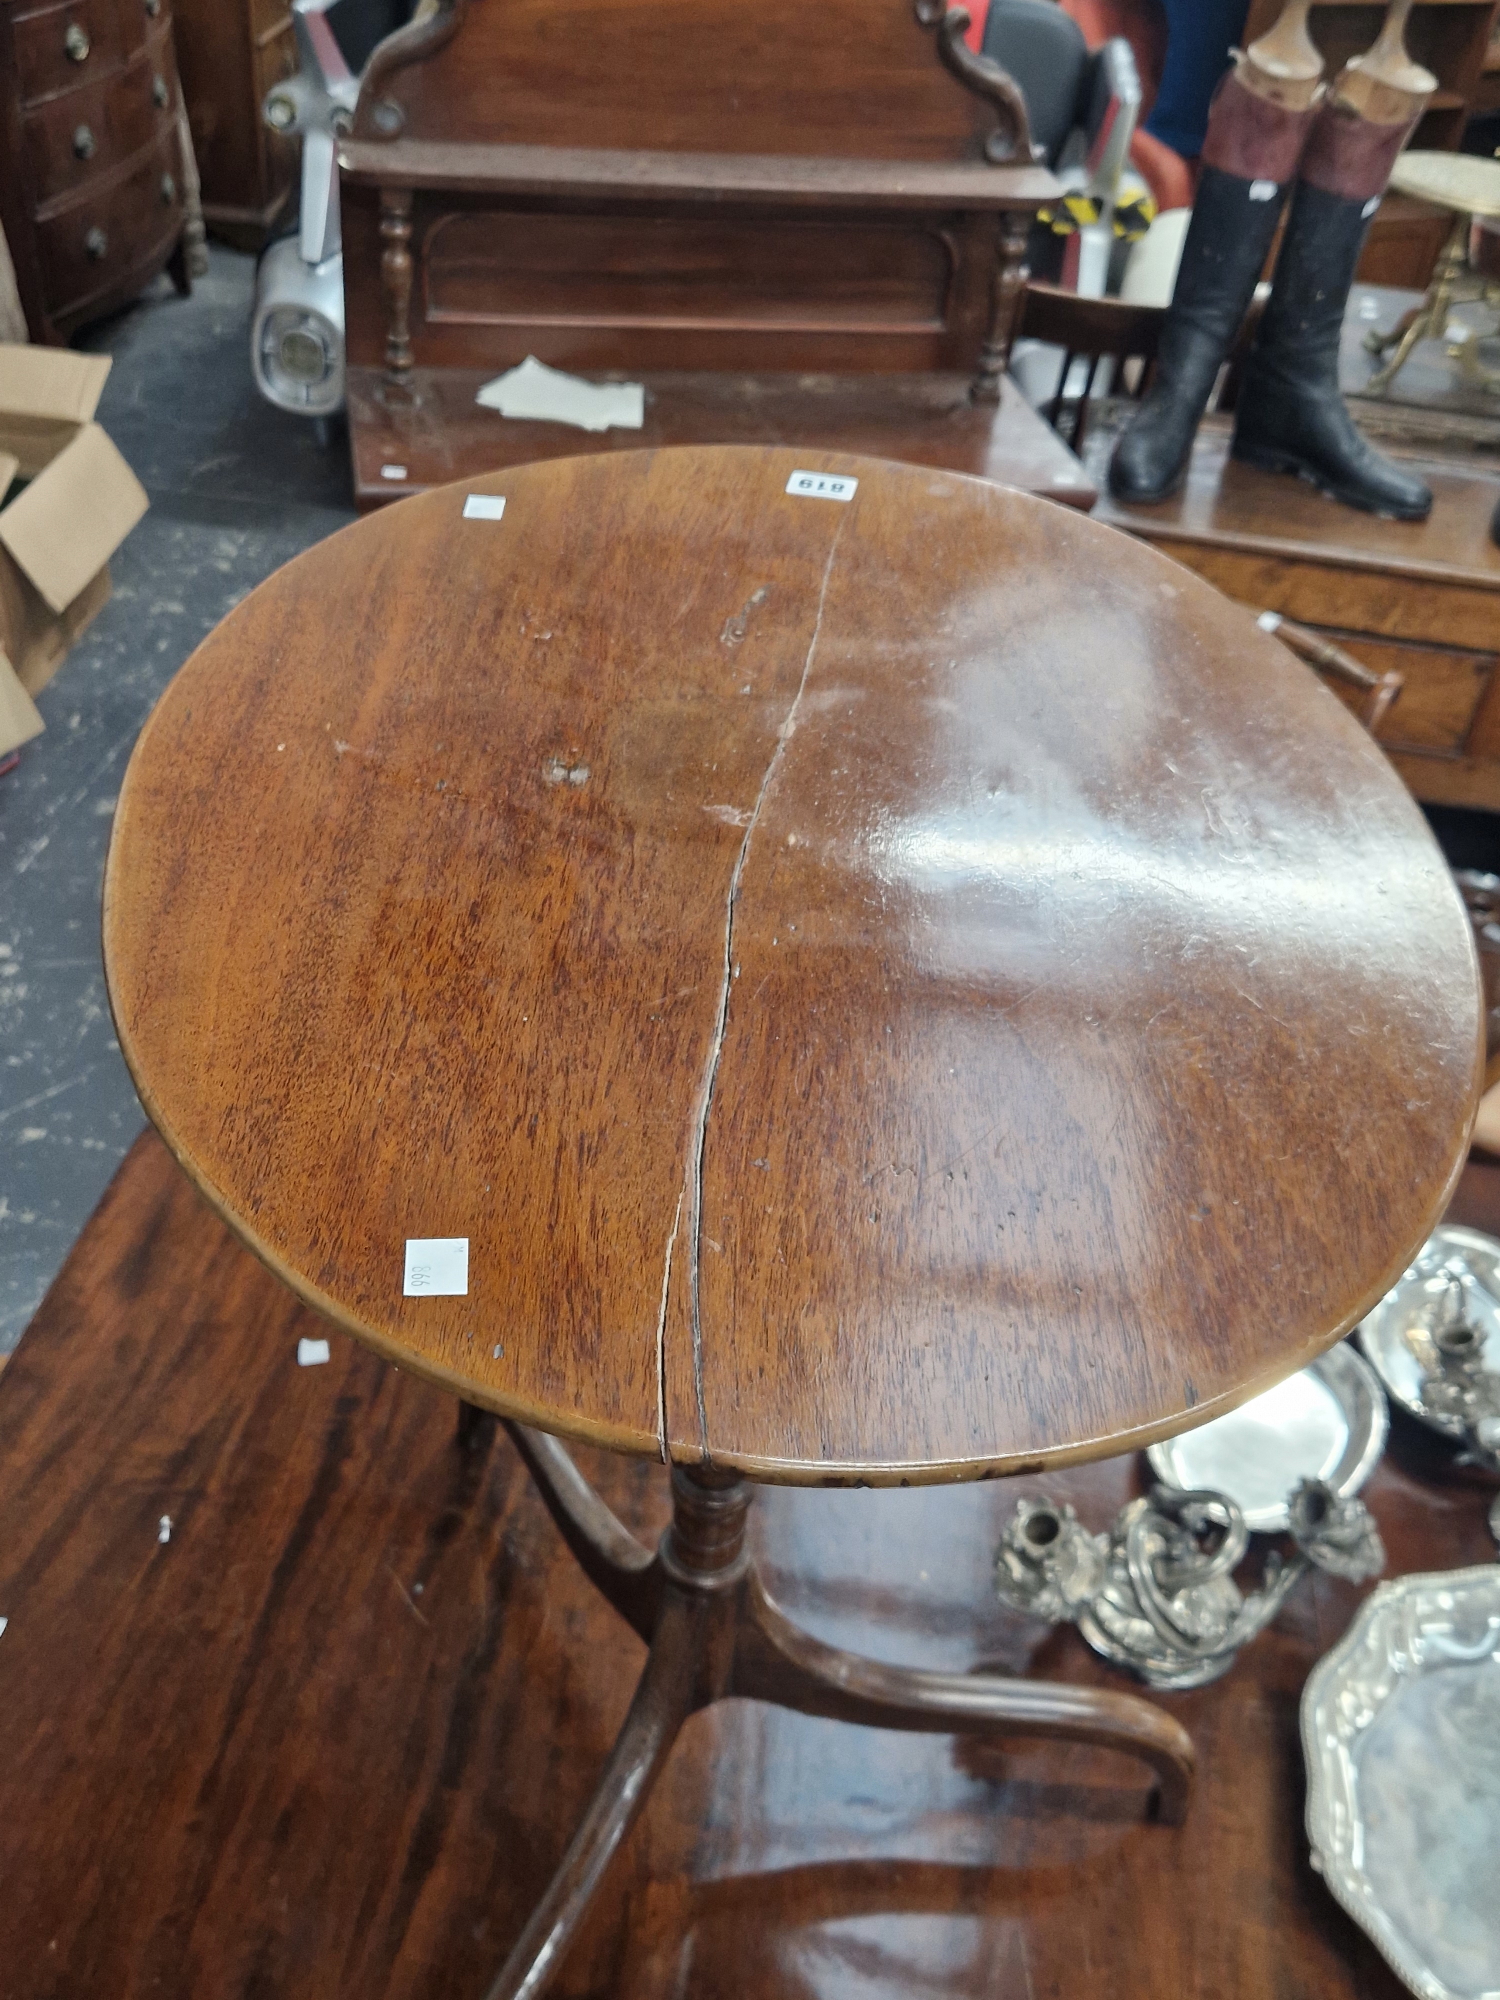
[786,471,858,502]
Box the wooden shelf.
[338,140,1055,211]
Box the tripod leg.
[480,1592,703,2000]
[733,1578,1193,1826]
[502,1419,661,1639]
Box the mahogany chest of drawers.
[0,0,189,343]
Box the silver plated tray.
[1358,1225,1500,1440]
[1146,1342,1387,1533]
[1303,1565,1500,2000]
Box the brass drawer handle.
[84,225,108,261]
[72,123,95,159]
[160,172,176,204]
[65,22,90,61]
[152,73,169,108]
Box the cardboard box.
[0,345,148,756]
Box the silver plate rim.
[1145,1341,1388,1533]
[1301,1563,1500,2000]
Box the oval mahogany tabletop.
[103,446,1481,1484]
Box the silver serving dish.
[1146,1343,1387,1533]
[1358,1226,1500,1444]
[1303,1565,1500,2000]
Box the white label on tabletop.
[463,494,507,521]
[404,1238,470,1297]
[786,471,857,502]
[297,1337,331,1367]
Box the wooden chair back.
[1013,281,1163,448]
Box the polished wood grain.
[336,140,1056,210]
[102,446,1481,1483]
[1093,421,1500,811]
[341,367,1098,512]
[1092,426,1500,609]
[3,1129,1498,1999]
[338,183,1006,381]
[349,0,1014,161]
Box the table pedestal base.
[473,1410,1195,2000]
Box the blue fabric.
[1143,0,1251,158]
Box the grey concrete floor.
[0,248,356,1351]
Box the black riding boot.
[1109,71,1315,507]
[1232,107,1432,520]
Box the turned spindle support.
[379,184,415,382]
[974,209,1031,404]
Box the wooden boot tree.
[1338,0,1436,122]
[1239,0,1325,110]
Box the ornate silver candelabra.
[995,1479,1384,1690]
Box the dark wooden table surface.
[1,1130,1497,1999]
[102,445,1481,1485]
[103,446,1480,1496]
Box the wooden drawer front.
[12,0,126,105]
[22,44,174,207]
[119,0,169,60]
[1312,627,1494,755]
[1163,544,1500,657]
[251,0,293,42]
[36,128,182,313]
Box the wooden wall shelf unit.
[1094,422,1500,813]
[335,0,1062,510]
[171,0,297,249]
[1242,0,1500,289]
[0,0,192,343]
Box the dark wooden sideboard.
[1093,421,1500,814]
[0,0,191,342]
[333,0,1061,509]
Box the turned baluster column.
[974,209,1030,404]
[379,185,415,383]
